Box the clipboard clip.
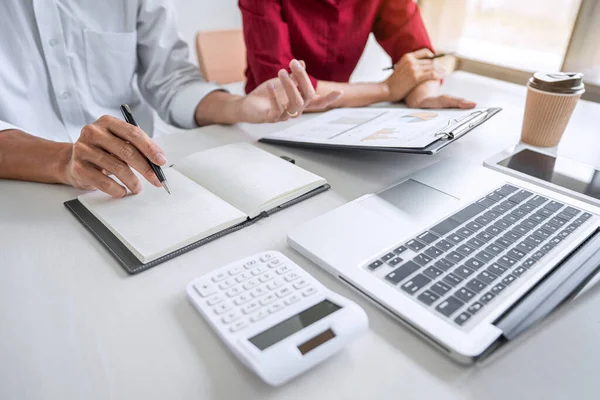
[435,110,489,140]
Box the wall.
[170,0,390,83]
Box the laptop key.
[447,233,466,245]
[501,184,519,193]
[456,244,476,256]
[493,219,511,230]
[431,281,452,296]
[513,266,527,277]
[525,234,543,246]
[475,250,494,263]
[464,258,485,271]
[467,237,486,249]
[417,290,440,306]
[451,203,485,223]
[488,263,508,275]
[476,231,494,242]
[495,237,513,249]
[430,218,461,236]
[498,255,518,268]
[562,206,580,216]
[491,282,507,295]
[502,274,517,286]
[466,279,487,293]
[423,266,443,279]
[581,212,592,220]
[532,229,551,240]
[454,312,472,326]
[456,227,475,238]
[504,231,522,242]
[527,195,547,207]
[483,210,501,220]
[413,254,433,266]
[417,231,439,245]
[480,292,495,304]
[501,200,518,209]
[381,253,395,262]
[436,296,464,317]
[521,219,539,230]
[406,239,426,252]
[485,243,504,255]
[540,223,559,234]
[511,208,529,218]
[549,216,568,228]
[424,247,444,259]
[435,258,454,271]
[512,225,530,236]
[509,190,533,204]
[516,241,535,254]
[556,211,575,221]
[494,186,512,197]
[435,239,455,251]
[487,192,504,203]
[388,257,403,266]
[502,214,520,225]
[455,287,476,302]
[446,251,465,263]
[492,204,509,214]
[368,260,384,270]
[468,302,484,315]
[401,274,432,295]
[477,270,497,285]
[475,216,493,226]
[485,225,502,236]
[454,266,475,279]
[393,245,408,255]
[443,273,464,287]
[466,221,484,232]
[507,248,526,261]
[528,213,547,223]
[544,201,564,212]
[385,261,421,285]
[532,250,546,260]
[477,197,497,208]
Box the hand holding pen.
[383,51,454,71]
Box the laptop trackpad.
[362,179,460,228]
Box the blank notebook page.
[175,143,326,217]
[78,168,247,263]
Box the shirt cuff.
[168,81,227,129]
[0,120,20,133]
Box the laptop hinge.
[495,229,600,340]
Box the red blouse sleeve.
[239,0,318,93]
[372,0,435,64]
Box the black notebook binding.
[64,156,330,275]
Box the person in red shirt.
[239,0,475,110]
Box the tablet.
[484,145,600,208]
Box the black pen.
[120,104,171,195]
[383,52,454,71]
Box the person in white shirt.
[0,0,342,198]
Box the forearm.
[0,129,70,184]
[194,91,244,126]
[316,81,391,108]
[405,80,441,108]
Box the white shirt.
[0,0,221,142]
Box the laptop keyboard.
[366,184,593,328]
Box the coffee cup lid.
[529,72,585,94]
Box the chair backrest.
[195,29,247,85]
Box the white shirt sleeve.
[0,120,21,133]
[135,0,225,129]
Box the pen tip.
[162,181,171,195]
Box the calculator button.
[302,286,317,297]
[250,286,268,298]
[250,310,269,323]
[275,286,293,298]
[241,301,260,314]
[285,294,301,305]
[243,279,259,290]
[225,286,243,298]
[251,266,266,276]
[222,311,241,324]
[236,272,252,283]
[260,254,274,262]
[259,272,275,283]
[244,260,258,269]
[218,279,235,290]
[212,271,228,282]
[268,302,285,314]
[260,293,277,306]
[234,294,252,306]
[228,265,243,276]
[193,282,216,298]
[230,320,248,332]
[267,259,282,268]
[267,279,284,290]
[284,272,300,282]
[214,303,233,315]
[206,294,224,306]
[275,265,292,275]
[293,279,309,290]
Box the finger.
[95,115,167,167]
[80,123,162,187]
[416,59,434,66]
[278,69,304,114]
[438,95,477,109]
[290,59,315,106]
[306,90,344,111]
[78,143,142,194]
[78,164,127,198]
[299,60,306,69]
[416,69,443,83]
[412,48,435,59]
[267,82,285,121]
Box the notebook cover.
[260,108,502,155]
[64,184,330,275]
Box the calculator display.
[248,300,341,351]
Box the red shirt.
[239,0,434,93]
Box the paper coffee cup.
[521,72,585,147]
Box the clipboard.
[260,107,502,155]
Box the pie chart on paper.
[401,111,439,123]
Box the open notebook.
[65,143,328,273]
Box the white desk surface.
[2,72,600,400]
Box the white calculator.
[186,251,368,386]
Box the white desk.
[2,72,600,400]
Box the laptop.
[288,159,600,363]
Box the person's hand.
[237,59,343,123]
[382,48,443,102]
[63,115,167,198]
[406,94,477,109]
